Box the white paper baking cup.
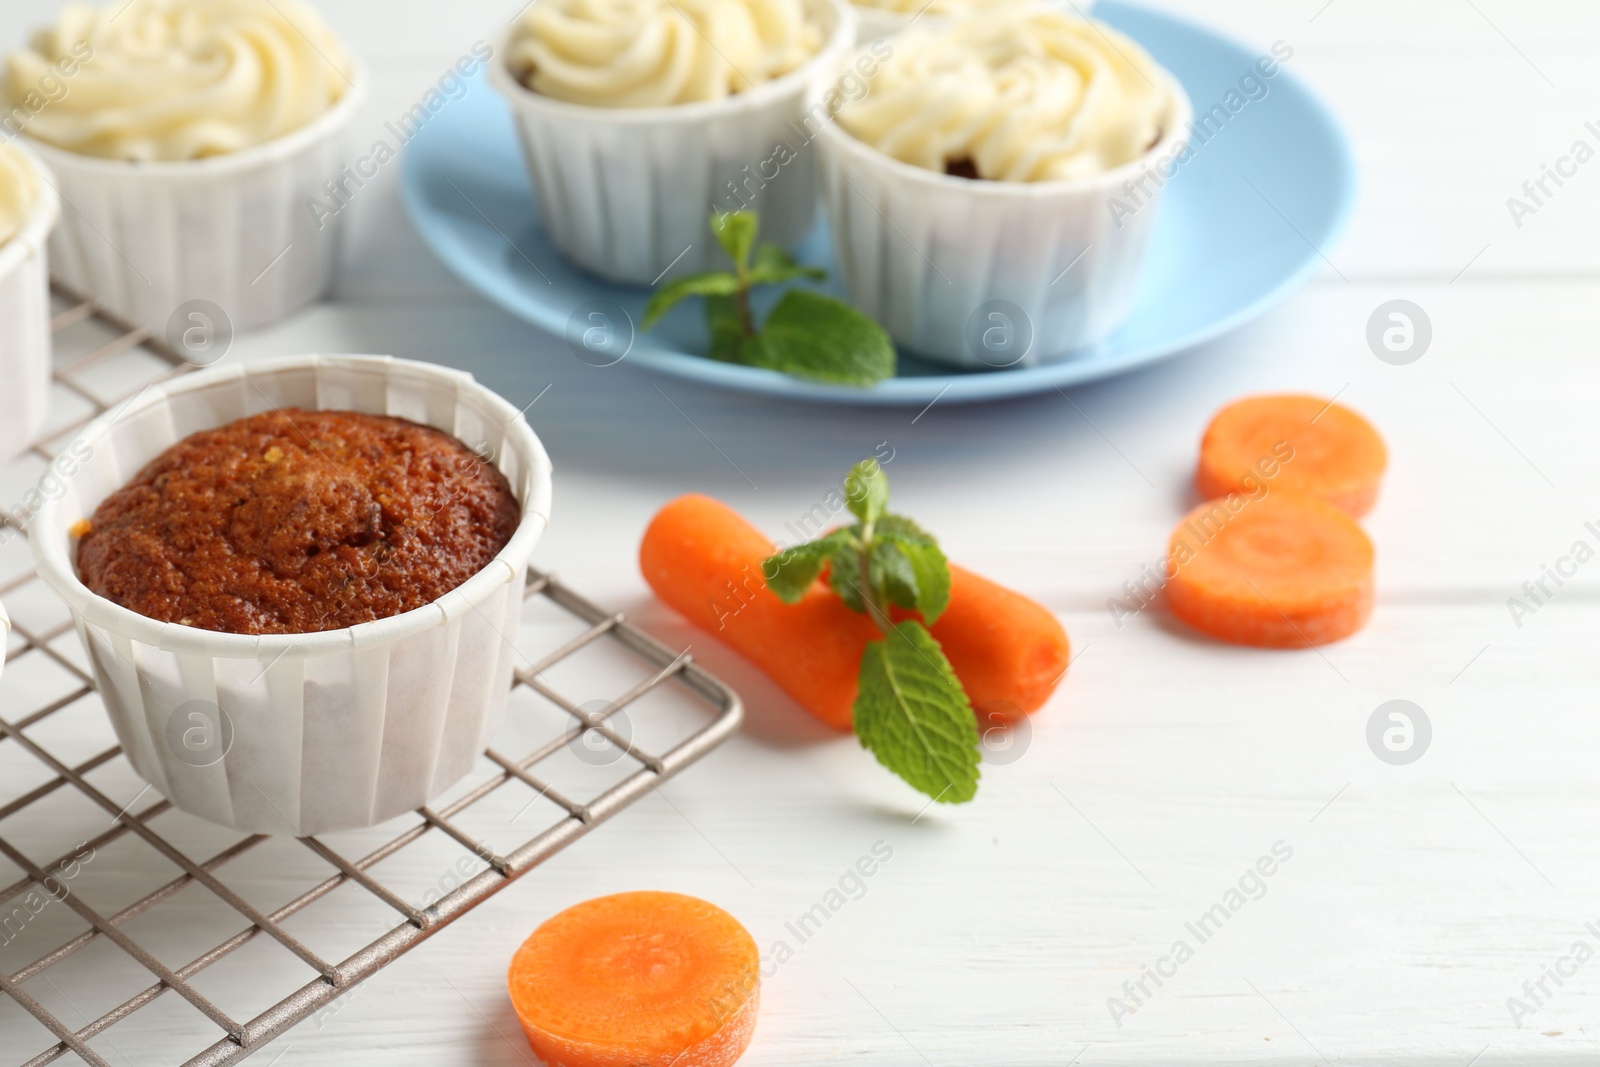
[22,65,367,336]
[0,600,9,728]
[489,0,855,286]
[29,354,554,835]
[811,58,1191,368]
[0,139,58,464]
[850,0,1088,43]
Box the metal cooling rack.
[0,288,743,1066]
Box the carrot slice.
[507,891,759,1067]
[1196,394,1387,517]
[639,494,1069,730]
[1166,493,1374,647]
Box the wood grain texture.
[1,0,1598,1064]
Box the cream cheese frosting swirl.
[0,143,39,247]
[4,0,354,162]
[836,10,1174,182]
[851,0,989,14]
[509,0,824,108]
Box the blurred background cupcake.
[814,7,1190,368]
[0,138,58,463]
[2,0,366,336]
[850,0,1091,44]
[491,0,855,286]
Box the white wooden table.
[4,1,1600,1064]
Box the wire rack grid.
[0,290,742,1066]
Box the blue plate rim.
[401,0,1356,407]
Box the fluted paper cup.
[23,65,367,336]
[489,0,855,286]
[811,58,1190,368]
[0,139,59,464]
[29,354,553,835]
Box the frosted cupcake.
[848,0,1091,44]
[813,8,1190,367]
[0,139,59,462]
[491,0,855,285]
[4,0,366,335]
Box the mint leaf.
[875,514,937,546]
[711,211,758,272]
[885,537,951,624]
[764,529,855,603]
[874,515,951,624]
[704,294,747,363]
[844,459,888,525]
[854,621,979,803]
[744,290,895,386]
[827,536,868,614]
[643,271,740,329]
[748,243,827,287]
[869,538,919,612]
[641,213,893,390]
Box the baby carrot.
[640,493,877,730]
[912,566,1069,722]
[639,494,1069,731]
[1197,393,1387,517]
[507,891,759,1067]
[1165,493,1374,647]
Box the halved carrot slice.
[507,891,759,1067]
[1166,494,1374,647]
[1197,394,1387,517]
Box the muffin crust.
[76,409,520,635]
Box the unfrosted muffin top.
[75,409,521,635]
[5,0,354,162]
[835,10,1175,181]
[0,143,38,247]
[507,0,824,107]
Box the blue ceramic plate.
[401,2,1354,406]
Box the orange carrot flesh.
[639,494,1069,730]
[1197,394,1387,517]
[640,494,878,730]
[507,891,759,1067]
[916,566,1069,722]
[1166,494,1374,648]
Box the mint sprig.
[643,211,895,387]
[855,621,977,801]
[762,459,979,803]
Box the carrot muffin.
[506,0,825,106]
[489,0,851,285]
[76,409,520,635]
[834,9,1176,181]
[6,0,355,162]
[0,142,38,247]
[0,139,54,466]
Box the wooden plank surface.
[1,0,1598,1064]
